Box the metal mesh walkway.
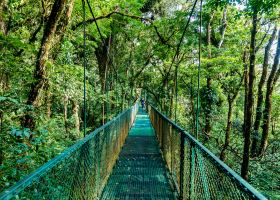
[101,109,177,200]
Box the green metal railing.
[0,104,138,200]
[148,104,267,200]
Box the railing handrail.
[0,105,137,199]
[148,104,267,200]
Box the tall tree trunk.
[259,30,280,156]
[241,12,257,180]
[63,95,69,137]
[218,8,231,160]
[95,37,111,125]
[0,111,4,165]
[22,0,68,130]
[218,7,227,48]
[52,0,75,60]
[0,0,7,35]
[205,13,214,137]
[103,39,110,123]
[72,100,80,139]
[0,1,9,94]
[251,27,277,156]
[220,75,242,161]
[220,97,233,161]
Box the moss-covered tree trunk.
[23,0,68,130]
[220,98,233,161]
[46,91,52,118]
[63,95,69,136]
[0,0,7,35]
[220,92,239,161]
[0,0,9,93]
[72,100,80,138]
[52,0,75,60]
[218,7,227,48]
[95,37,111,125]
[241,11,257,180]
[0,111,3,165]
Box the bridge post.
[179,132,186,200]
[189,144,195,199]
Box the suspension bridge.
[0,2,268,198]
[0,102,267,199]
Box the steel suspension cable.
[169,0,199,73]
[196,0,203,139]
[82,0,87,138]
[85,1,115,124]
[85,1,123,123]
[86,0,104,44]
[174,0,199,122]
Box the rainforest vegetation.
[0,0,280,198]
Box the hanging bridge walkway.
[101,109,176,199]
[0,103,267,200]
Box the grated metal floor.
[101,109,177,200]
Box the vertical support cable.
[82,0,87,138]
[175,64,178,123]
[174,0,199,123]
[80,3,87,198]
[196,0,203,139]
[86,0,104,43]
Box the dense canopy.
[0,0,279,198]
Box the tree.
[251,27,277,157]
[241,0,279,179]
[219,67,243,161]
[23,0,74,130]
[259,29,280,155]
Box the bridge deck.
[101,109,177,199]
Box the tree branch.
[133,55,152,80]
[255,24,271,52]
[72,11,151,30]
[153,26,174,47]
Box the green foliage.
[0,0,279,198]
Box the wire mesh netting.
[0,104,138,200]
[1,103,268,200]
[148,104,267,200]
